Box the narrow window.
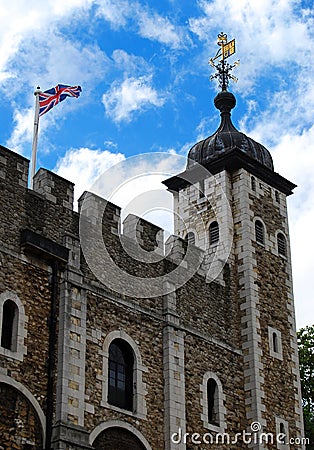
[251,176,256,191]
[255,220,265,245]
[272,332,278,353]
[275,191,280,203]
[108,339,134,411]
[199,179,205,198]
[279,422,285,435]
[185,232,195,246]
[207,379,218,425]
[1,300,18,351]
[277,233,287,257]
[275,417,289,448]
[268,326,283,360]
[209,221,219,245]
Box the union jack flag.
[38,84,82,116]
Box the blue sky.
[0,0,313,328]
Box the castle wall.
[0,144,304,450]
[249,176,304,447]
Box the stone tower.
[163,89,305,448]
[0,91,305,448]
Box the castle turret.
[163,47,304,447]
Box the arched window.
[1,300,18,351]
[185,232,195,246]
[251,176,256,191]
[275,417,289,447]
[255,220,265,245]
[207,378,219,425]
[277,233,287,257]
[268,326,283,360]
[209,221,219,245]
[201,372,226,432]
[108,339,134,411]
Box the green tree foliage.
[298,325,314,448]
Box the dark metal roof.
[187,90,274,171]
[163,148,296,195]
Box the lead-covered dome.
[187,91,274,171]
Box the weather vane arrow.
[209,32,240,91]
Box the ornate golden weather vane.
[209,32,240,91]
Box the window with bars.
[209,221,219,245]
[277,233,287,257]
[1,299,18,351]
[255,220,265,245]
[108,339,134,411]
[251,176,256,191]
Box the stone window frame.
[268,326,283,360]
[254,217,266,246]
[107,339,134,411]
[276,231,287,259]
[209,220,220,246]
[275,416,290,449]
[0,291,27,361]
[99,330,147,419]
[251,176,256,192]
[200,371,226,433]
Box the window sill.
[101,401,146,419]
[203,421,226,434]
[0,346,23,361]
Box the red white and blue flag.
[39,84,81,116]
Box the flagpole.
[30,86,42,189]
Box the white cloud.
[95,0,131,27]
[4,32,109,97]
[189,0,312,92]
[55,147,125,205]
[102,75,164,122]
[95,0,187,48]
[137,10,186,49]
[0,0,94,85]
[6,107,34,154]
[266,125,314,329]
[3,32,108,155]
[55,149,185,236]
[111,49,152,77]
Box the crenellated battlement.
[0,145,217,282]
[33,168,74,210]
[123,213,164,254]
[0,145,29,188]
[78,190,121,235]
